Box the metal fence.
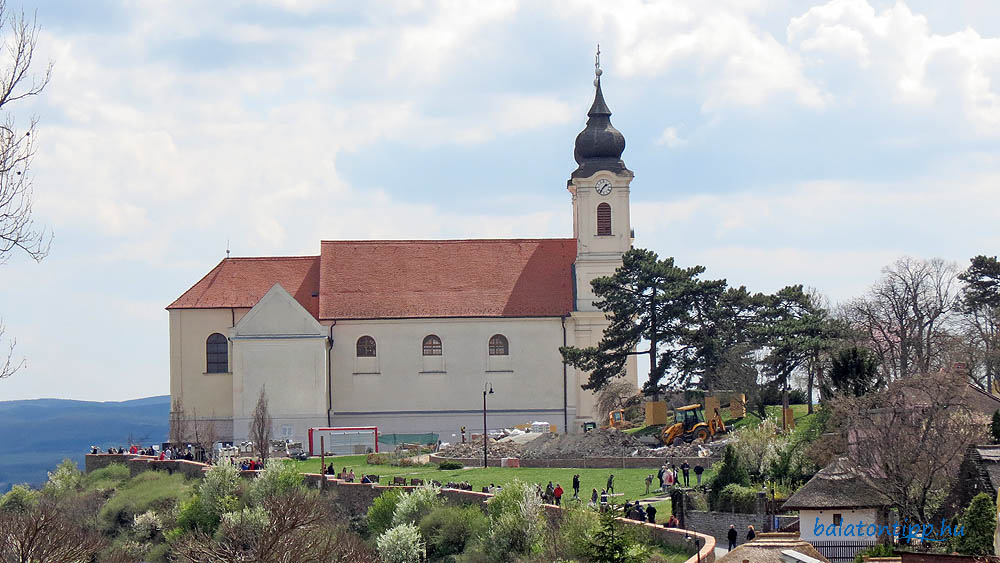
[811,540,878,563]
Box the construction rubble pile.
[438,439,523,459]
[438,428,728,460]
[520,428,655,459]
[648,438,727,458]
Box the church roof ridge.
[320,237,575,245]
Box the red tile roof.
[318,239,576,319]
[168,239,577,320]
[167,256,320,318]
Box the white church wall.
[328,316,573,436]
[168,307,250,441]
[230,284,329,445]
[231,337,328,444]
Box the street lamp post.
[483,382,494,468]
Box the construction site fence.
[378,433,439,451]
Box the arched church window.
[356,336,377,357]
[206,333,228,373]
[489,334,509,356]
[422,335,442,356]
[597,203,612,236]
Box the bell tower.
[569,46,633,312]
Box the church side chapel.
[167,55,639,444]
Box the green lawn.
[286,455,714,508]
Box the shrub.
[707,445,750,509]
[418,505,488,559]
[367,453,390,465]
[175,495,220,534]
[81,463,130,491]
[853,544,894,562]
[199,462,241,515]
[132,510,163,541]
[0,484,38,513]
[377,523,424,563]
[98,471,194,533]
[368,488,404,538]
[393,486,442,526]
[246,459,303,506]
[716,483,758,513]
[954,492,996,556]
[396,457,414,467]
[218,505,270,540]
[45,459,82,493]
[438,461,463,470]
[482,480,545,562]
[548,504,599,560]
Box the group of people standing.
[727,524,756,550]
[655,461,704,490]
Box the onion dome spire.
[572,45,629,179]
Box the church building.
[167,63,638,444]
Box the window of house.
[356,336,377,357]
[206,333,228,373]
[833,514,842,527]
[597,203,612,235]
[422,335,442,356]
[489,334,509,356]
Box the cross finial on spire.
[594,44,602,86]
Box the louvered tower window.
[597,203,612,236]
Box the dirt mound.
[520,428,656,459]
[438,440,523,459]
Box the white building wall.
[328,316,576,437]
[230,284,329,445]
[799,508,879,543]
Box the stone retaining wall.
[685,510,768,550]
[84,456,715,563]
[429,454,719,469]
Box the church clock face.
[595,179,612,195]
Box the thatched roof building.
[716,533,829,562]
[782,457,887,511]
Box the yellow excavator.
[660,404,726,445]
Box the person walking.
[606,474,615,494]
[681,461,690,486]
[572,474,580,499]
[644,474,653,494]
[746,525,756,542]
[694,464,704,485]
[590,488,599,507]
[727,525,738,551]
[646,503,657,524]
[599,489,609,511]
[657,465,665,490]
[553,483,564,506]
[545,481,555,503]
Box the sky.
[1,0,999,402]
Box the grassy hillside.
[0,395,169,491]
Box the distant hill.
[0,395,169,492]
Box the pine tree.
[954,492,996,556]
[825,347,882,398]
[560,248,765,394]
[588,506,633,563]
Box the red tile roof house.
[166,68,641,448]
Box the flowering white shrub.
[392,485,441,526]
[377,523,424,563]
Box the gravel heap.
[520,428,656,459]
[438,439,523,459]
[649,437,728,458]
